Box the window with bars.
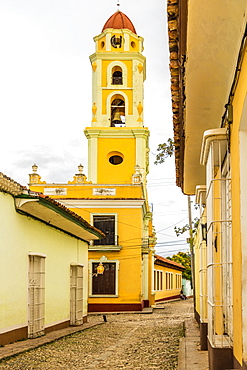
[28,254,45,338]
[70,264,84,325]
[166,272,173,290]
[93,215,116,245]
[203,129,232,348]
[175,273,182,289]
[154,270,163,291]
[92,262,116,295]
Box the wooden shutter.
[92,263,116,295]
[93,216,115,245]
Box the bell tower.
[85,10,149,185]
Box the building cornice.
[167,0,188,189]
[84,127,149,139]
[200,128,227,166]
[90,52,145,64]
[56,198,145,209]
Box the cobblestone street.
[0,300,194,370]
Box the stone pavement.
[0,299,208,369]
[178,317,209,370]
[0,321,103,361]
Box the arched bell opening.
[111,96,125,127]
[112,66,123,85]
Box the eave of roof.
[167,0,247,194]
[0,171,104,242]
[154,254,185,271]
[167,0,188,190]
[15,193,105,242]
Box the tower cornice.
[89,52,146,63]
[84,127,149,139]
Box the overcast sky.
[0,0,195,256]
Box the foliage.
[154,138,175,164]
[167,252,191,281]
[174,217,199,237]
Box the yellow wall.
[30,183,143,200]
[154,264,182,302]
[71,206,143,304]
[97,137,136,184]
[228,46,247,364]
[102,89,133,115]
[29,177,154,308]
[0,191,89,334]
[102,60,132,88]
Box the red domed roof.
[102,11,137,34]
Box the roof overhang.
[15,196,103,242]
[168,0,247,194]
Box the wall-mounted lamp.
[92,262,105,277]
[201,223,207,243]
[96,262,104,275]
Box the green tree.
[174,217,198,238]
[154,138,174,164]
[167,252,191,281]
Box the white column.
[143,253,149,300]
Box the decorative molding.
[93,188,116,196]
[59,199,145,209]
[44,188,67,196]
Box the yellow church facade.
[29,11,156,312]
[167,0,247,368]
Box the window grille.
[166,272,173,290]
[199,218,208,324]
[70,264,84,325]
[206,136,232,348]
[176,273,182,289]
[93,215,116,245]
[154,270,163,291]
[28,255,45,338]
[92,262,116,295]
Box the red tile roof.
[0,172,104,238]
[102,11,137,34]
[154,254,185,270]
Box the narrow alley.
[0,300,194,370]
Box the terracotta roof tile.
[154,254,185,270]
[0,171,104,238]
[102,11,137,34]
[0,172,26,196]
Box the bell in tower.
[111,98,125,127]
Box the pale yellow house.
[154,255,184,303]
[167,0,247,368]
[0,172,103,345]
[29,10,156,312]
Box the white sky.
[0,0,195,256]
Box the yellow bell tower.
[84,10,149,185]
[28,10,156,313]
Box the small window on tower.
[112,66,123,85]
[131,41,136,49]
[109,155,123,165]
[100,41,105,49]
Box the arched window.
[111,96,125,127]
[112,66,123,85]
